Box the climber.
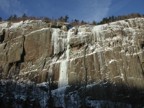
[0,29,5,43]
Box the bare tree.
[81,44,88,108]
[47,72,54,108]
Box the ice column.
[58,30,72,87]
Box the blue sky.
[0,0,144,22]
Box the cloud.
[107,0,132,16]
[0,0,27,16]
[76,0,112,22]
[33,0,113,22]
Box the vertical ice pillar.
[58,30,72,87]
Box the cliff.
[0,18,144,108]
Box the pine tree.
[22,13,28,21]
[92,21,97,25]
[0,17,2,22]
[64,15,69,22]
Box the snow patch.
[9,21,23,29]
[109,59,117,64]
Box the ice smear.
[59,60,68,87]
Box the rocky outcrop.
[24,28,52,61]
[0,18,144,107]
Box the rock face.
[24,28,52,61]
[0,18,144,107]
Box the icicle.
[92,25,103,42]
[52,29,60,55]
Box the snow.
[19,69,38,75]
[0,22,8,30]
[52,86,68,108]
[9,21,23,29]
[26,27,49,37]
[109,59,117,64]
[87,100,132,108]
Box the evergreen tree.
[64,15,69,22]
[92,21,97,25]
[7,14,17,21]
[13,14,17,20]
[22,13,27,18]
[22,13,28,21]
[0,17,2,22]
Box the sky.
[0,0,144,22]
